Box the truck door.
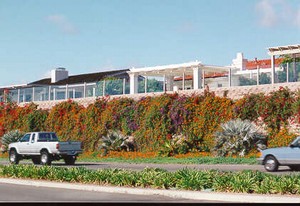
[27,133,38,154]
[18,133,31,154]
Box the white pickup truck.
[8,132,83,165]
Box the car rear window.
[37,133,59,142]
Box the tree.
[138,78,163,93]
[259,73,271,84]
[239,76,256,86]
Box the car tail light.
[56,143,59,150]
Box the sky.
[0,0,300,87]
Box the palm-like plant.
[214,119,266,157]
[1,130,24,153]
[99,130,134,156]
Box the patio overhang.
[127,61,229,76]
[127,61,231,94]
[268,44,300,56]
[268,44,300,84]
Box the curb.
[1,178,300,203]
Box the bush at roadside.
[1,165,300,195]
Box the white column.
[23,89,25,102]
[228,68,232,87]
[256,65,259,85]
[17,89,20,104]
[103,80,106,96]
[53,88,56,100]
[129,73,138,94]
[32,87,35,102]
[271,55,275,84]
[193,67,202,90]
[287,62,289,83]
[145,76,148,93]
[202,70,205,88]
[166,76,174,91]
[83,82,86,98]
[182,72,185,90]
[48,86,51,101]
[65,84,68,99]
[123,78,126,95]
[293,56,297,82]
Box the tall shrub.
[190,93,234,151]
[233,93,264,121]
[135,94,175,151]
[45,100,84,141]
[81,98,108,151]
[258,87,294,134]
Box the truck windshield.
[38,133,59,142]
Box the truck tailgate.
[58,141,82,153]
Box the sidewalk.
[0,178,299,203]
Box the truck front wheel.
[40,150,52,165]
[9,149,20,164]
[64,156,76,165]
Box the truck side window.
[38,133,46,142]
[20,134,30,142]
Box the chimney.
[51,68,69,83]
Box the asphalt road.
[0,160,299,175]
[0,182,217,203]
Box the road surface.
[0,182,217,202]
[0,160,298,175]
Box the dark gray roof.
[29,69,130,86]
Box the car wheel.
[32,157,41,165]
[289,165,300,171]
[63,156,76,165]
[40,150,52,165]
[9,149,20,164]
[264,156,279,172]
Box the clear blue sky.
[0,0,299,86]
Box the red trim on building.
[246,58,283,70]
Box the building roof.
[246,58,284,70]
[29,69,130,86]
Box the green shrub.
[1,130,24,153]
[1,165,300,195]
[158,134,190,157]
[99,130,132,156]
[214,119,266,157]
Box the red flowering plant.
[134,94,175,152]
[189,94,234,152]
[233,93,264,122]
[258,87,294,135]
[80,98,108,151]
[45,100,84,142]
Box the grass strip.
[0,165,299,195]
[77,156,258,165]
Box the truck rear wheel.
[9,149,20,164]
[64,156,76,165]
[40,150,52,165]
